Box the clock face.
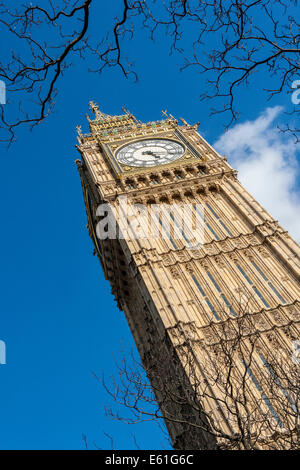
[115,138,185,167]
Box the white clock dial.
[115,139,185,167]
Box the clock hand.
[142,150,167,157]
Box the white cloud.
[214,107,300,242]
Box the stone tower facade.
[76,103,300,450]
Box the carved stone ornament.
[169,266,181,279]
[215,256,226,269]
[161,253,175,266]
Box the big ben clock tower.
[76,102,300,450]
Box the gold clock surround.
[109,134,201,178]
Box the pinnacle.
[88,100,112,121]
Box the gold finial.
[88,101,111,121]
[76,125,82,137]
[180,117,189,126]
[161,109,168,117]
[89,100,99,115]
[192,121,200,130]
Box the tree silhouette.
[0,0,299,143]
[97,298,300,450]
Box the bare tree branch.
[0,0,299,144]
[97,296,300,450]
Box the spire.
[76,125,82,137]
[88,101,111,121]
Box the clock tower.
[76,102,300,450]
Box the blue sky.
[0,1,299,450]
